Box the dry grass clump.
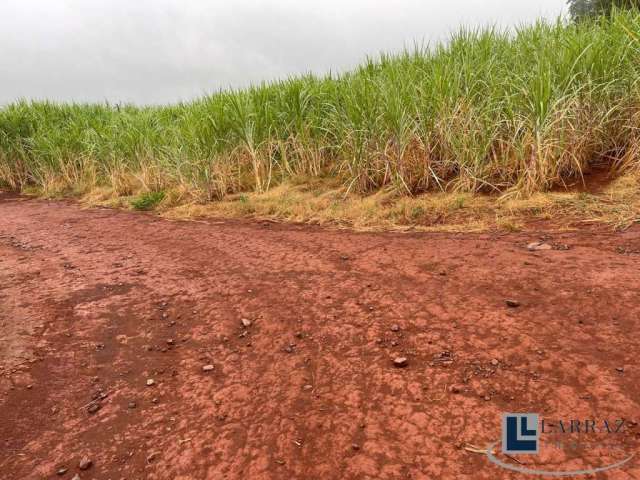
[156,172,640,231]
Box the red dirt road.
[1,193,640,479]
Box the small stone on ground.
[393,357,408,368]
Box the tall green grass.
[1,12,640,202]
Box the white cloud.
[0,0,566,104]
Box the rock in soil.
[79,456,92,470]
[241,318,252,328]
[393,357,409,368]
[202,365,214,372]
[146,379,155,386]
[505,299,521,308]
[527,242,553,251]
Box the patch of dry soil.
[1,193,639,479]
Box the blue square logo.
[502,413,539,455]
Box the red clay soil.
[1,192,640,480]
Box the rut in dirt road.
[1,193,640,479]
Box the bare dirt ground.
[1,192,640,479]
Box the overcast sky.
[0,0,566,105]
